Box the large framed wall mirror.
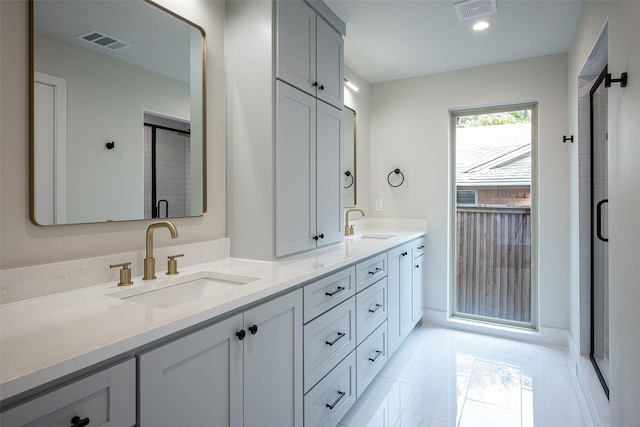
[30,0,206,225]
[344,106,356,208]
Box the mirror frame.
[28,0,207,226]
[344,105,357,208]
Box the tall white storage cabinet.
[275,82,343,256]
[226,0,346,260]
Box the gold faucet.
[143,220,179,280]
[345,208,365,235]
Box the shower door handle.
[596,199,608,242]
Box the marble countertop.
[0,228,425,401]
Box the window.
[450,104,537,329]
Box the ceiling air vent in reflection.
[76,30,132,51]
[454,0,497,20]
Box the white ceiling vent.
[76,30,131,52]
[454,0,498,21]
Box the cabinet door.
[244,290,303,427]
[413,254,425,324]
[276,0,316,94]
[276,82,317,257]
[316,17,344,109]
[387,244,411,356]
[138,315,243,427]
[400,246,414,336]
[316,101,343,248]
[1,359,135,427]
[386,247,402,357]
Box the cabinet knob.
[70,416,90,427]
[319,84,325,91]
[236,330,246,340]
[249,324,258,335]
[319,233,325,239]
[313,235,319,241]
[313,81,319,87]
[415,265,420,269]
[401,252,408,257]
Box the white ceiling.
[324,0,585,84]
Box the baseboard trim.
[567,339,610,427]
[423,308,568,347]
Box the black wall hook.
[387,168,405,188]
[563,135,574,143]
[105,141,115,150]
[605,72,628,88]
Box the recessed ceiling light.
[473,21,490,31]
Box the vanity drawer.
[356,321,387,399]
[304,298,356,393]
[304,351,357,427]
[413,236,426,258]
[356,276,387,344]
[304,266,355,323]
[355,252,387,292]
[0,359,136,427]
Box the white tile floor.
[339,324,592,427]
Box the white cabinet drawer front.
[356,277,387,344]
[304,298,356,393]
[355,252,388,292]
[413,236,426,258]
[304,351,356,427]
[304,266,355,323]
[356,321,387,399]
[1,359,135,427]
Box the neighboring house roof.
[456,124,532,187]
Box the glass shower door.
[590,66,609,398]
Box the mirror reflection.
[31,0,205,225]
[343,106,356,208]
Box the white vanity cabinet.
[138,290,303,427]
[275,82,343,257]
[276,0,344,110]
[0,359,135,427]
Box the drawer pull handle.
[369,350,383,362]
[418,245,425,249]
[368,267,382,275]
[70,416,90,427]
[325,332,346,346]
[325,286,346,297]
[368,303,382,313]
[401,252,408,256]
[326,391,346,410]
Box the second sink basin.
[107,271,258,309]
[346,233,396,240]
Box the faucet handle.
[167,254,184,276]
[110,262,133,286]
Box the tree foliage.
[456,110,531,128]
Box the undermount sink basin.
[346,233,396,240]
[107,271,258,309]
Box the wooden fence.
[456,207,531,323]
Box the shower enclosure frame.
[589,65,610,400]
